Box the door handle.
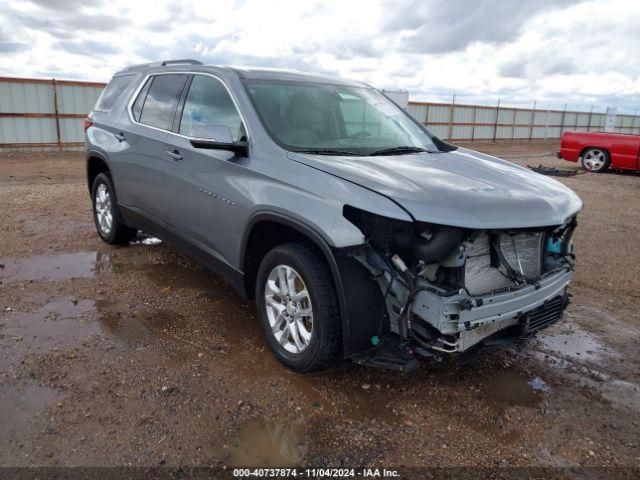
[114,132,125,142]
[166,149,183,161]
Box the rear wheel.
[91,172,137,244]
[581,148,610,173]
[255,243,341,372]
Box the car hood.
[287,147,582,228]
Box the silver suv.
[85,59,582,372]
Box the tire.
[581,148,610,173]
[255,243,341,372]
[91,172,137,245]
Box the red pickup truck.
[558,131,640,173]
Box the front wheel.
[255,243,341,372]
[581,148,610,173]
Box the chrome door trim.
[125,70,252,145]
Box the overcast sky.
[1,0,638,112]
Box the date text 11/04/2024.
[232,467,400,477]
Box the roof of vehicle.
[115,60,370,88]
[230,66,370,86]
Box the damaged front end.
[341,206,576,370]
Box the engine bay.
[342,205,577,363]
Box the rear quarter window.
[94,74,135,112]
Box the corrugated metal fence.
[0,76,105,151]
[408,101,640,142]
[1,76,639,151]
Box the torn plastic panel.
[340,206,577,367]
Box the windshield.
[244,80,440,155]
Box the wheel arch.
[86,150,112,192]
[241,211,386,359]
[579,146,610,159]
[241,212,352,357]
[241,212,341,299]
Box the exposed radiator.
[464,232,543,295]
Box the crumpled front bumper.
[410,270,572,353]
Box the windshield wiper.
[295,149,364,156]
[369,146,429,156]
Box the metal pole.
[51,78,62,151]
[545,110,549,140]
[510,107,517,142]
[559,103,567,137]
[528,100,536,141]
[471,104,477,142]
[447,94,455,140]
[587,105,593,132]
[492,98,500,143]
[597,109,603,131]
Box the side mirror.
[189,124,248,156]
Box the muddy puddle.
[0,236,162,286]
[0,251,113,283]
[539,329,606,361]
[0,296,194,371]
[536,324,622,365]
[0,245,237,369]
[476,368,546,408]
[0,382,60,445]
[208,418,307,467]
[96,302,200,366]
[0,298,100,371]
[97,300,176,346]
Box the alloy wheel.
[583,149,606,171]
[95,183,113,236]
[264,264,313,354]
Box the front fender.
[240,211,384,359]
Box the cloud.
[55,39,122,56]
[0,40,29,53]
[1,2,129,39]
[498,57,578,79]
[0,29,29,53]
[383,0,585,54]
[0,0,638,113]
[60,13,129,32]
[291,37,381,60]
[498,59,527,79]
[29,0,102,10]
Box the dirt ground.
[0,143,639,477]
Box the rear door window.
[94,74,135,112]
[178,75,243,140]
[137,74,189,131]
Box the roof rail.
[161,59,203,66]
[122,59,203,72]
